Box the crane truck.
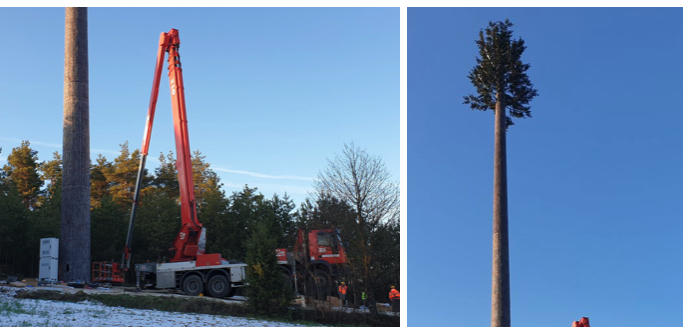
[92,29,246,297]
[92,28,349,300]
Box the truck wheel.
[207,275,230,298]
[309,270,331,300]
[182,274,204,296]
[282,272,293,292]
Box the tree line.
[0,140,399,307]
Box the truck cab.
[308,229,347,266]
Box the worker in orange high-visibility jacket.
[389,286,400,313]
[338,281,348,308]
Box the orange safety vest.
[338,285,347,294]
[389,288,400,300]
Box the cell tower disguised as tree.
[463,19,538,327]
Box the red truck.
[277,228,348,299]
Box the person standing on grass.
[389,285,400,313]
[338,281,348,308]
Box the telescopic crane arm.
[122,29,205,269]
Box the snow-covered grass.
[0,287,307,327]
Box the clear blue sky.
[0,7,399,207]
[408,8,682,327]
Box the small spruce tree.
[245,220,294,316]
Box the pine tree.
[197,184,229,256]
[245,220,294,315]
[134,192,181,262]
[152,151,178,197]
[463,19,538,327]
[269,193,297,249]
[90,196,127,262]
[105,142,152,207]
[0,169,30,276]
[2,141,43,210]
[90,154,112,209]
[39,151,62,202]
[223,185,264,260]
[191,150,222,209]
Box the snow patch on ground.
[0,287,306,327]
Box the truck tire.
[182,274,204,296]
[282,272,293,292]
[207,274,230,298]
[309,269,331,300]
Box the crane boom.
[122,28,205,269]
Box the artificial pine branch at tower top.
[463,19,538,128]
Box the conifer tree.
[0,167,29,276]
[90,196,127,262]
[245,220,294,315]
[197,184,229,255]
[463,19,538,327]
[134,192,181,262]
[39,151,62,201]
[2,141,43,210]
[90,155,112,208]
[153,151,178,197]
[224,185,264,260]
[269,193,297,249]
[105,142,152,207]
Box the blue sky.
[408,8,682,327]
[0,7,399,207]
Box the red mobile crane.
[93,29,247,297]
[128,28,207,265]
[92,28,349,300]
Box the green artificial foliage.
[463,19,538,127]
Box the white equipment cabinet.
[39,238,59,282]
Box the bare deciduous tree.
[314,142,399,303]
